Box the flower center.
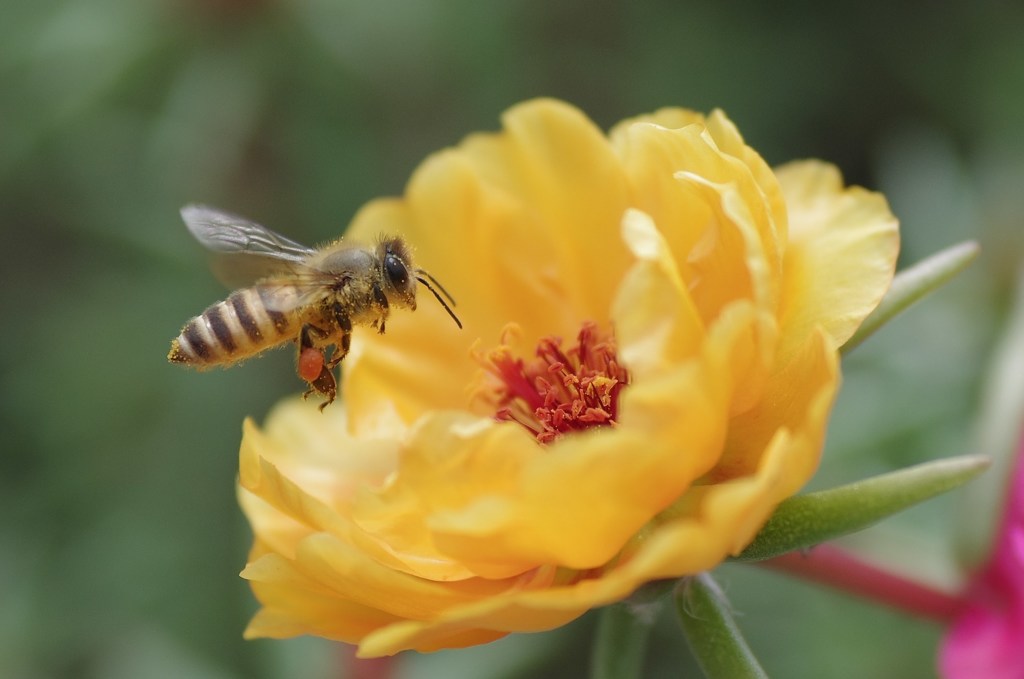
[475,322,630,443]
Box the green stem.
[675,573,769,679]
[590,601,658,679]
[732,455,990,562]
[760,544,963,622]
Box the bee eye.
[384,253,409,287]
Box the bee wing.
[181,204,322,289]
[249,273,335,314]
[181,205,316,262]
[206,253,303,290]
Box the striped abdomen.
[168,287,298,368]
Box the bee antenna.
[415,269,457,306]
[417,275,463,329]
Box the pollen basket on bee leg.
[298,346,326,382]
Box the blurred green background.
[2,1,1022,677]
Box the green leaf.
[675,573,769,679]
[590,598,660,679]
[842,240,980,354]
[732,455,990,562]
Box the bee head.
[379,237,417,309]
[377,236,462,329]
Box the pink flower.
[940,434,1024,677]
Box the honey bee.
[168,205,461,409]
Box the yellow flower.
[237,99,899,656]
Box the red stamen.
[477,322,629,443]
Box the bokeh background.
[2,1,1023,677]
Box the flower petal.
[775,160,899,355]
[616,328,837,582]
[614,208,705,376]
[611,111,786,324]
[711,325,839,491]
[242,547,402,643]
[239,400,472,580]
[349,411,541,579]
[456,98,634,318]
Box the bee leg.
[372,283,389,335]
[299,323,328,351]
[327,303,354,369]
[306,366,337,411]
[298,324,337,410]
[298,324,328,375]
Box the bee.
[168,205,461,409]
